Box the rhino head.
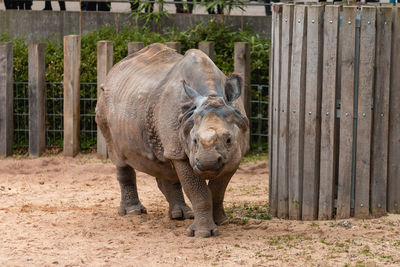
[179,74,249,179]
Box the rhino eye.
[193,138,198,145]
[226,137,231,144]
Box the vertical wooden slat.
[198,41,215,61]
[63,35,81,157]
[371,7,392,217]
[270,3,282,217]
[318,5,340,220]
[354,7,376,218]
[388,7,400,213]
[0,42,13,157]
[97,41,113,159]
[29,43,46,158]
[288,5,307,220]
[277,4,294,219]
[166,42,181,53]
[268,9,276,210]
[234,42,251,118]
[302,5,324,221]
[337,7,357,219]
[128,42,144,55]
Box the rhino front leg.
[208,171,235,226]
[156,178,194,220]
[117,165,147,216]
[172,160,218,238]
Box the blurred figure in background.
[264,0,271,15]
[81,1,110,11]
[175,0,193,13]
[43,1,66,10]
[5,0,32,9]
[206,0,222,14]
[130,0,154,13]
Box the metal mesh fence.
[13,82,268,152]
[250,84,269,152]
[13,82,98,152]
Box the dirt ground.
[0,154,399,267]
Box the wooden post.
[128,42,144,55]
[371,7,392,217]
[63,35,81,157]
[354,7,376,218]
[277,4,294,219]
[198,41,215,61]
[97,41,113,159]
[318,5,340,220]
[270,3,282,217]
[337,7,357,219]
[288,5,307,220]
[388,7,400,213]
[269,9,275,211]
[0,42,13,157]
[28,43,46,157]
[302,5,324,221]
[166,42,181,53]
[234,42,251,118]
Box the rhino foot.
[187,217,219,238]
[169,204,194,220]
[118,202,147,216]
[213,205,229,225]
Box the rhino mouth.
[193,157,224,178]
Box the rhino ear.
[183,80,200,101]
[225,74,242,103]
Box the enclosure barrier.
[0,38,253,158]
[269,3,400,220]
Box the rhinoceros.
[96,43,249,237]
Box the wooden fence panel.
[318,5,340,220]
[28,43,46,158]
[63,35,81,157]
[388,7,400,213]
[355,7,376,218]
[302,5,324,221]
[128,42,144,55]
[337,7,357,219]
[288,5,307,220]
[277,4,294,219]
[97,41,113,159]
[198,41,215,61]
[371,7,392,217]
[270,4,283,217]
[0,42,13,157]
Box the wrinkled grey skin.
[96,43,250,237]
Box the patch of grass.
[310,221,319,227]
[225,203,271,224]
[360,245,370,255]
[242,152,268,163]
[394,241,400,247]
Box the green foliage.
[2,21,269,151]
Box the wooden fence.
[269,3,400,220]
[0,38,251,158]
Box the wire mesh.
[13,82,268,152]
[250,84,269,152]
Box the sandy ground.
[0,154,399,267]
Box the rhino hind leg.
[117,165,147,216]
[156,178,194,220]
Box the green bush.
[1,20,270,152]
